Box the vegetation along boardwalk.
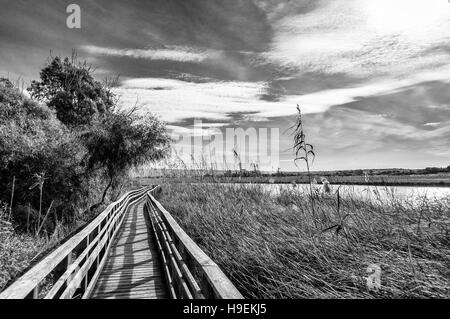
[0,186,243,299]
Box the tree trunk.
[89,175,113,212]
[100,175,114,204]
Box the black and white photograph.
[0,0,449,307]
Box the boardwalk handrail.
[145,187,244,299]
[0,186,154,299]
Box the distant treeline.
[273,166,450,177]
[142,166,450,180]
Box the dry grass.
[0,203,48,291]
[157,182,450,299]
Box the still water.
[241,183,450,202]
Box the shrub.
[0,78,90,231]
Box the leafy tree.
[28,54,116,127]
[27,54,172,210]
[81,109,171,208]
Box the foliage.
[0,78,89,230]
[28,54,116,127]
[81,109,171,204]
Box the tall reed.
[292,105,317,226]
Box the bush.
[0,78,90,231]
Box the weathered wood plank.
[89,200,167,299]
[91,290,166,299]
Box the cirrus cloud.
[81,45,223,63]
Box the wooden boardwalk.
[90,199,167,299]
[0,186,243,299]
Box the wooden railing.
[145,187,244,299]
[0,186,154,299]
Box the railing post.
[96,225,101,268]
[53,252,72,285]
[83,235,90,291]
[200,274,214,299]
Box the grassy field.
[156,182,450,298]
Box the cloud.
[81,45,222,63]
[115,66,450,126]
[424,122,441,128]
[301,107,450,170]
[260,0,450,77]
[116,77,269,123]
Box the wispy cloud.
[81,45,222,63]
[116,67,450,124]
[260,0,450,77]
[424,122,441,128]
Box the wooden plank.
[95,276,163,285]
[94,280,166,290]
[91,289,166,299]
[103,263,157,267]
[94,285,167,296]
[89,201,167,299]
[96,267,158,275]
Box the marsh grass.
[0,202,47,290]
[157,182,450,298]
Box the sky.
[1,0,450,171]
